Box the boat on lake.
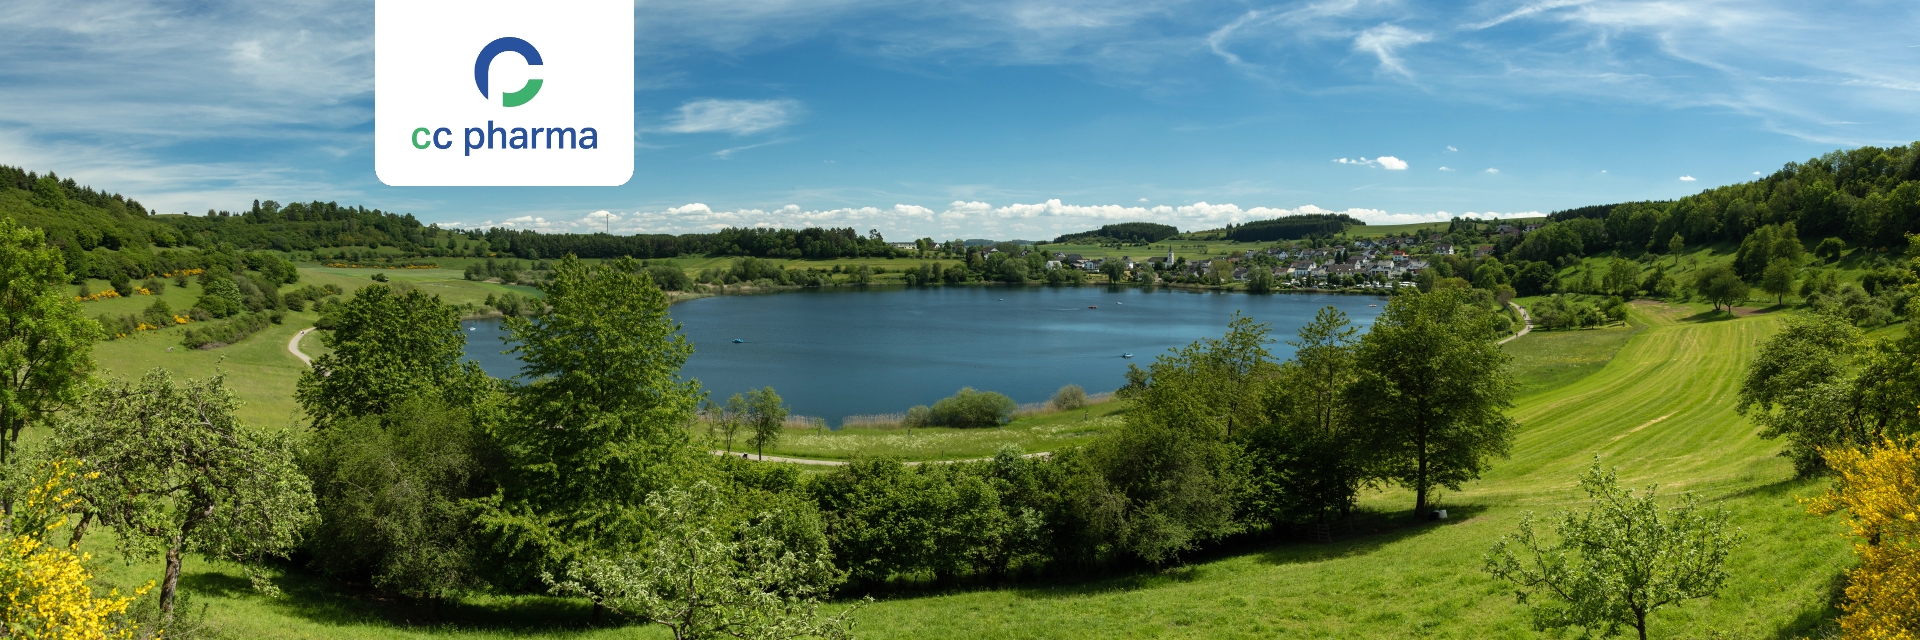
[1088,305,1098,309]
[731,339,744,343]
[1121,353,1134,358]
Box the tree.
[1248,306,1370,524]
[1049,384,1088,411]
[1099,259,1126,283]
[479,255,702,579]
[301,392,502,601]
[0,218,100,495]
[1760,258,1795,305]
[929,387,1017,428]
[1805,439,1920,639]
[547,481,862,640]
[54,370,315,616]
[1486,460,1744,640]
[1814,237,1846,263]
[707,395,747,454]
[1245,267,1274,293]
[1348,288,1518,515]
[1667,233,1684,258]
[1690,264,1749,311]
[296,284,471,428]
[744,387,788,460]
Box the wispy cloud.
[1352,24,1431,77]
[1485,168,1500,174]
[662,99,802,135]
[1679,175,1697,181]
[1438,166,1454,171]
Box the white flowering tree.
[547,481,864,640]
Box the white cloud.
[661,99,801,135]
[1138,197,1149,202]
[1753,171,1763,175]
[1679,175,1697,181]
[1438,166,1454,171]
[1484,168,1500,174]
[458,199,1545,238]
[1334,156,1407,170]
[1446,145,1457,152]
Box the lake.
[460,286,1387,426]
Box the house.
[1405,260,1430,274]
[1524,224,1544,233]
[1045,260,1062,269]
[1434,244,1456,255]
[1290,261,1315,278]
[1496,224,1519,236]
[1232,267,1249,281]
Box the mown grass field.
[66,274,1859,639]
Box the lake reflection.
[460,286,1387,426]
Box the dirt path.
[1498,302,1532,345]
[289,328,314,367]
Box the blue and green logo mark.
[475,37,542,107]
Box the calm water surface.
[460,286,1386,425]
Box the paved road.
[289,328,314,367]
[1498,302,1533,345]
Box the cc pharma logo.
[375,0,632,186]
[475,37,542,107]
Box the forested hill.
[0,164,907,262]
[1052,222,1179,244]
[1223,213,1365,242]
[1524,142,1920,260]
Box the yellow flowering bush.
[0,460,148,639]
[1808,438,1920,640]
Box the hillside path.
[289,328,313,367]
[1498,302,1532,345]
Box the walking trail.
[1497,302,1532,345]
[289,327,314,367]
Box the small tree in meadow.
[1485,460,1743,640]
[744,387,789,460]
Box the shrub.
[903,405,932,428]
[180,312,272,349]
[930,387,1017,428]
[1049,384,1088,411]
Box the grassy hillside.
[60,300,1852,639]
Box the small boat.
[731,339,744,343]
[1121,353,1134,358]
[1088,305,1098,309]
[1369,304,1377,307]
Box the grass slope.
[847,307,1848,639]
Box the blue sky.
[2,0,1917,240]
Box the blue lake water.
[460,286,1387,426]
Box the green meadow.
[63,269,1860,638]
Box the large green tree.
[296,284,470,428]
[478,255,703,581]
[1348,288,1518,515]
[1246,306,1372,524]
[54,370,315,616]
[0,218,100,491]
